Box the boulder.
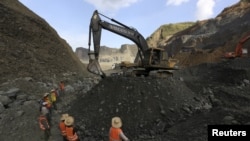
[0,95,12,106]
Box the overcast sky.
[19,0,240,51]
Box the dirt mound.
[68,58,250,141]
[70,76,209,140]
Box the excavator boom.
[87,10,146,77]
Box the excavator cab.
[147,48,178,68]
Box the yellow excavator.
[87,10,179,78]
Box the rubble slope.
[0,0,89,83]
[0,0,91,140]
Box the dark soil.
[67,58,250,141]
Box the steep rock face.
[75,44,138,70]
[0,0,88,83]
[146,22,194,48]
[75,47,89,61]
[164,1,250,67]
[99,44,137,63]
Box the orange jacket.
[39,115,50,131]
[59,121,67,136]
[109,127,122,141]
[65,126,78,141]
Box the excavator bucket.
[87,58,106,78]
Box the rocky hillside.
[164,1,250,67]
[76,44,138,70]
[98,44,137,63]
[0,1,95,140]
[75,47,89,61]
[0,0,89,83]
[146,22,194,48]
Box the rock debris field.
[68,58,250,141]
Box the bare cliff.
[76,44,138,70]
[146,22,194,48]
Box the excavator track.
[149,70,173,78]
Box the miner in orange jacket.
[65,116,79,141]
[109,117,129,141]
[39,112,50,141]
[59,113,69,141]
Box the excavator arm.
[235,33,250,57]
[87,10,149,77]
[224,32,250,59]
